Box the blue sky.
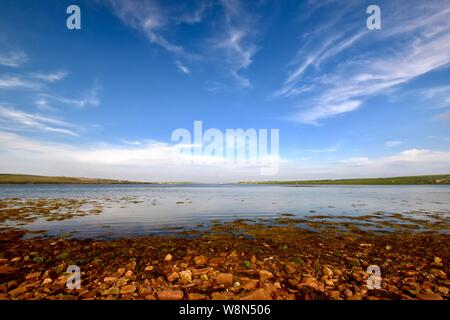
[1,0,450,182]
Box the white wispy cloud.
[205,81,227,93]
[294,146,338,157]
[0,71,68,90]
[174,1,210,25]
[419,85,450,108]
[292,100,361,125]
[107,0,199,59]
[275,0,450,125]
[283,34,343,89]
[32,71,68,82]
[0,76,39,90]
[340,149,450,168]
[39,83,101,108]
[212,0,259,88]
[175,60,190,74]
[34,98,54,111]
[309,147,337,153]
[385,141,403,147]
[0,50,28,67]
[0,105,78,136]
[120,140,143,146]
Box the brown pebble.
[215,273,234,287]
[188,293,207,300]
[240,288,271,300]
[167,272,179,282]
[158,290,184,300]
[242,279,259,290]
[415,292,443,300]
[259,270,273,281]
[120,284,136,295]
[164,254,172,262]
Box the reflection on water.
[0,184,449,238]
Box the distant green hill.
[240,174,450,185]
[0,174,152,184]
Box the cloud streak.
[275,0,450,125]
[212,0,259,88]
[175,60,190,74]
[39,83,101,108]
[0,105,78,136]
[32,71,68,82]
[0,50,28,67]
[107,0,199,59]
[0,76,40,90]
[0,71,68,90]
[385,141,403,147]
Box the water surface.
[1,184,449,238]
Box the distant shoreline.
[0,174,191,185]
[239,174,450,185]
[1,173,450,185]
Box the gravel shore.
[0,221,448,300]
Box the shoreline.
[1,173,450,185]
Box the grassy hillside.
[0,174,151,184]
[240,174,450,185]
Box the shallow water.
[1,184,449,238]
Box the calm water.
[1,184,449,238]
